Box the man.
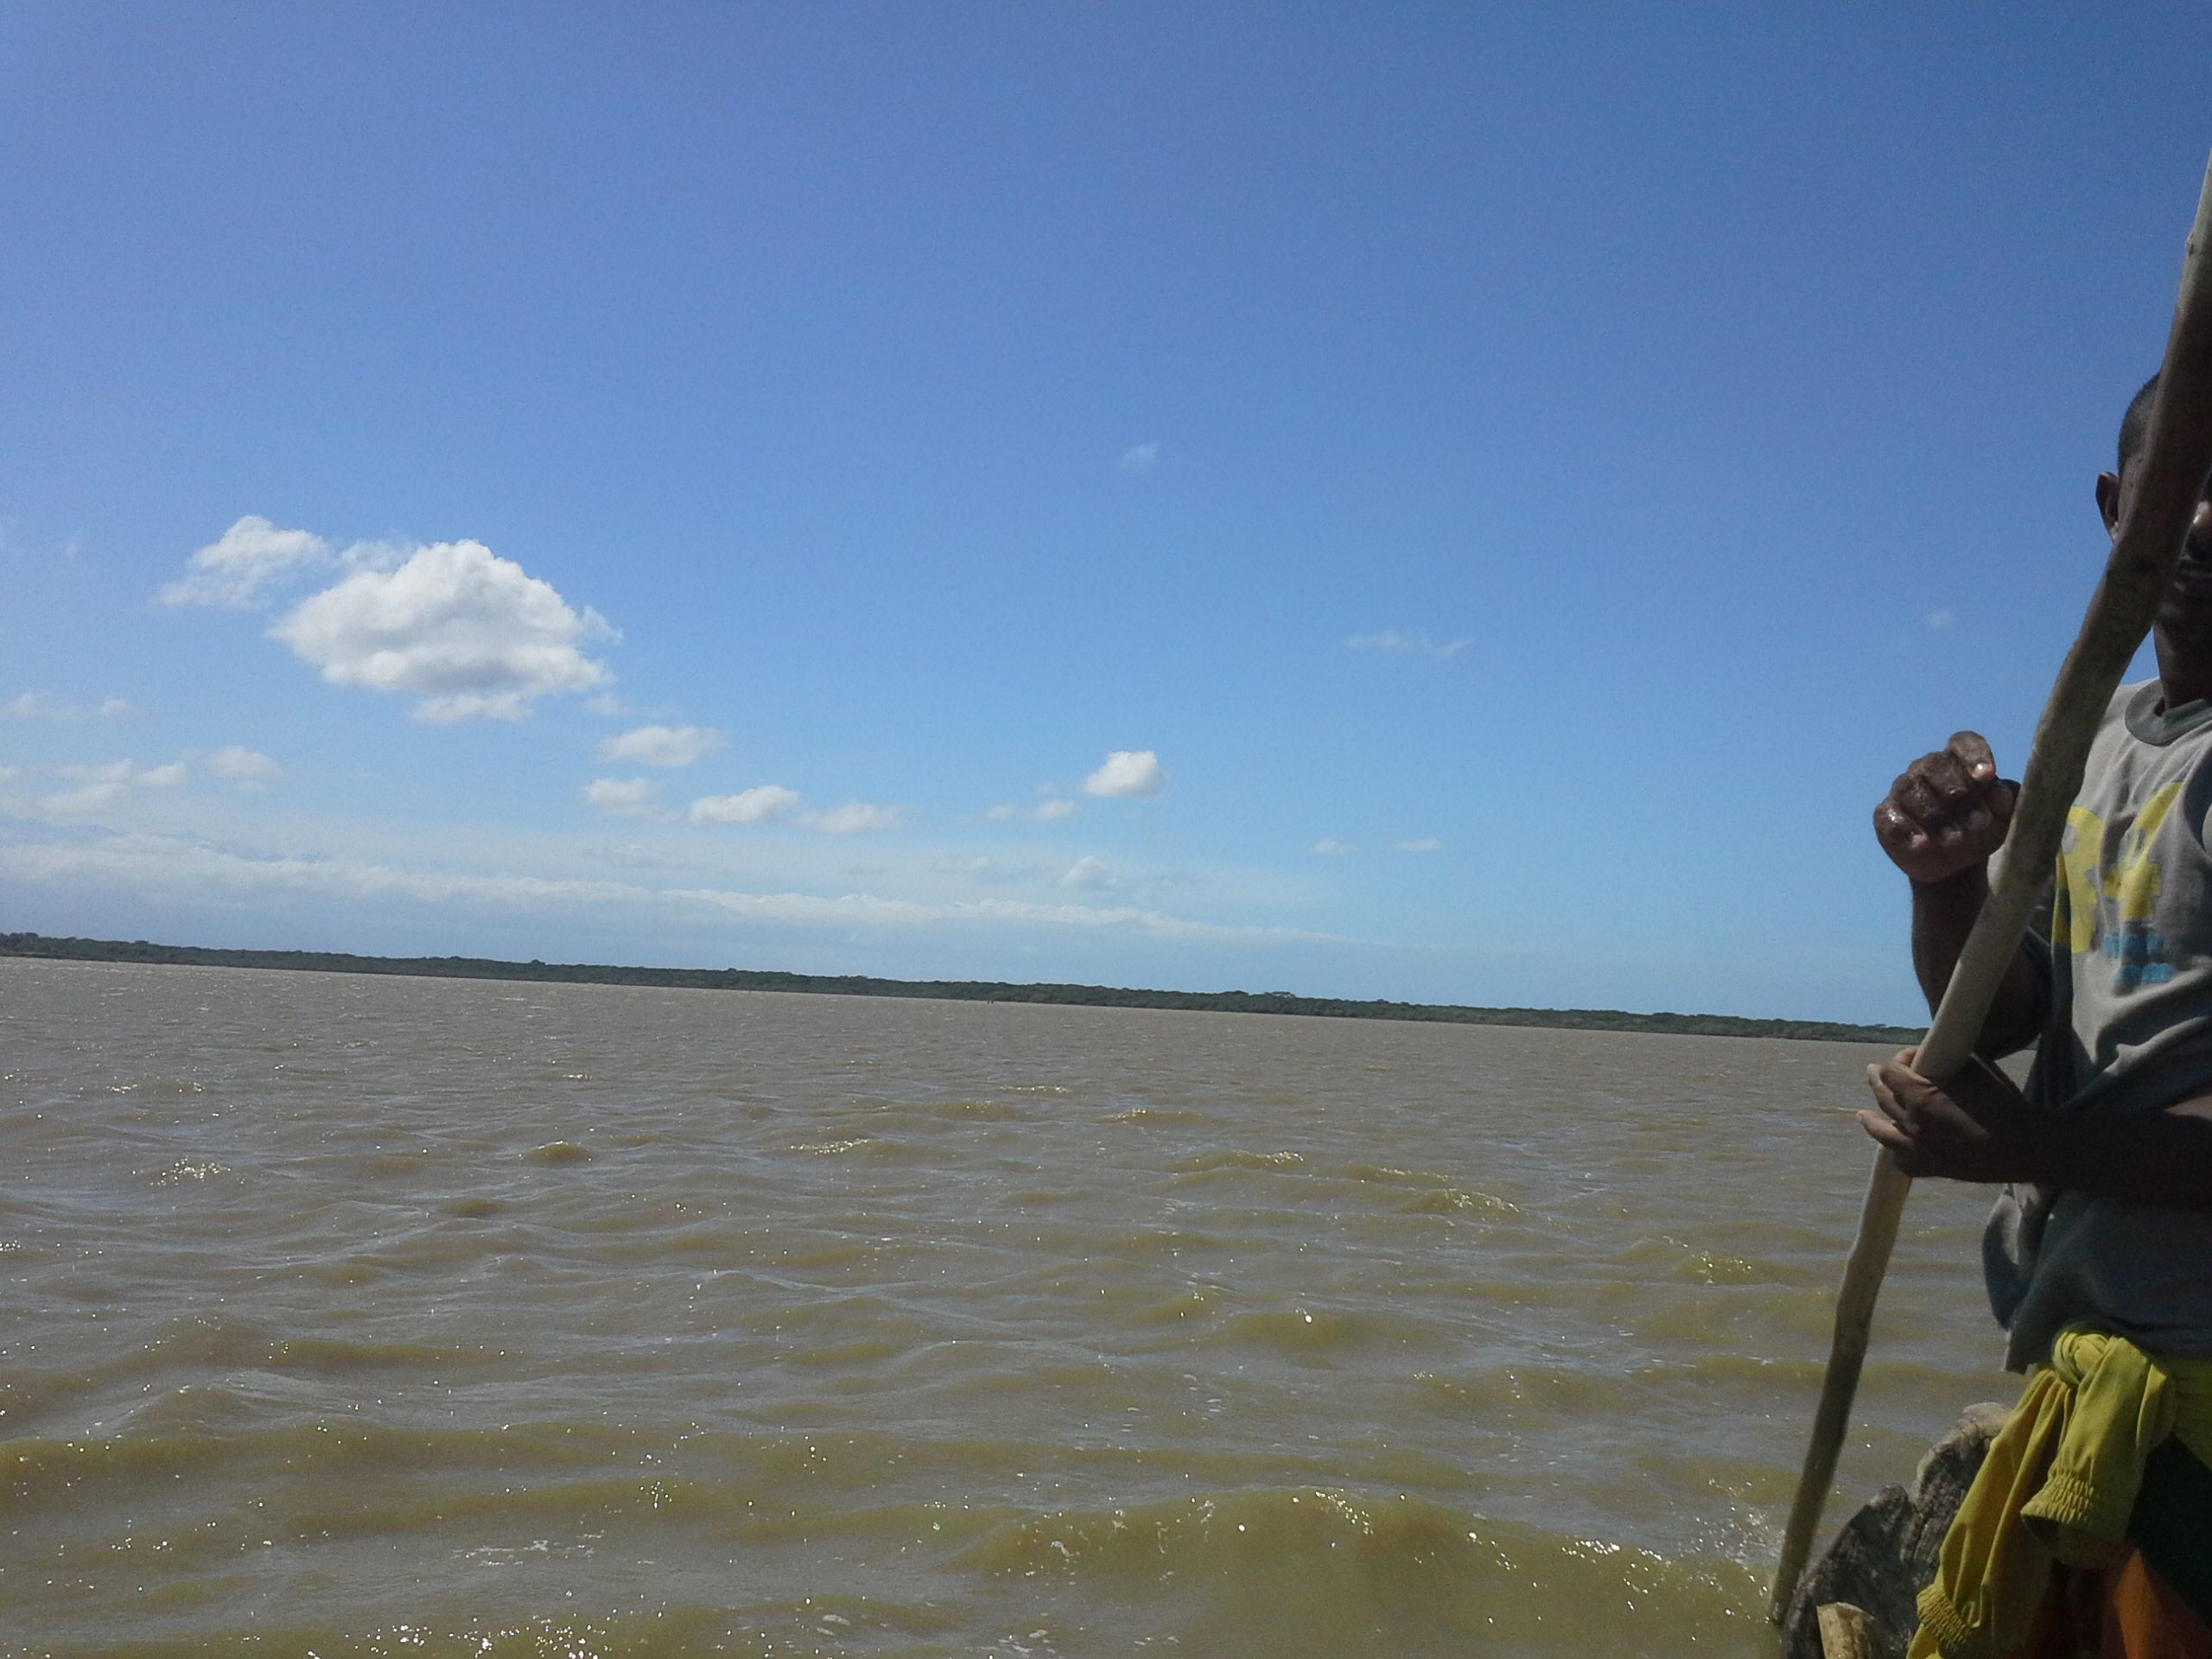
[1866,375,2212,1656]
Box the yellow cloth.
[1910,1327,2212,1659]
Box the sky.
[4,3,2209,1025]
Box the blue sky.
[3,3,2208,1023]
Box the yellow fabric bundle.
[1910,1326,2212,1659]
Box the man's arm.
[1875,731,2049,1054]
[1908,867,2049,1056]
[1862,1053,2212,1211]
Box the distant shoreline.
[1,931,1916,1045]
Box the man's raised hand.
[1873,732,2018,886]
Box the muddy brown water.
[0,958,2012,1656]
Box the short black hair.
[2120,372,2162,473]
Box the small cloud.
[158,516,334,608]
[1059,855,1113,889]
[1346,630,1471,659]
[2,692,133,721]
[1393,837,1444,853]
[60,759,181,787]
[58,760,133,785]
[270,538,614,721]
[596,723,724,767]
[207,746,281,789]
[689,785,800,825]
[1117,442,1161,473]
[933,854,994,875]
[1083,750,1164,798]
[587,841,700,873]
[1309,839,1353,855]
[583,694,634,717]
[36,758,185,813]
[582,777,660,818]
[41,781,128,814]
[807,801,906,835]
[986,798,1077,823]
[1926,609,1955,631]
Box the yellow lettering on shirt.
[2057,803,2106,955]
[2107,781,2183,924]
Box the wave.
[957,1486,1759,1656]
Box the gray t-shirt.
[1986,679,2212,1370]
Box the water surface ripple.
[0,960,2009,1656]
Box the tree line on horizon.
[0,931,1916,1045]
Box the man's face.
[2106,461,2212,664]
[2158,520,2212,659]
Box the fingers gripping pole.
[1769,150,2212,1626]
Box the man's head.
[2101,370,2212,697]
[2120,372,2162,476]
[2097,371,2211,537]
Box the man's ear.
[2097,470,2125,539]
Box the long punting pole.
[1769,151,2212,1625]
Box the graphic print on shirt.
[2055,780,2184,988]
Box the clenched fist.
[1874,732,2019,886]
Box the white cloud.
[159,516,334,608]
[596,723,723,767]
[61,759,181,786]
[986,798,1077,823]
[1309,839,1353,855]
[1117,442,1161,473]
[582,777,660,818]
[57,760,134,785]
[1926,609,1956,631]
[2,692,132,721]
[1345,631,1471,659]
[34,758,185,814]
[1394,838,1444,853]
[207,747,281,788]
[40,781,128,814]
[689,785,800,825]
[1059,855,1112,889]
[1083,750,1165,798]
[0,828,1338,945]
[1,526,88,565]
[807,801,906,835]
[269,539,614,721]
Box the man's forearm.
[1910,868,2044,1055]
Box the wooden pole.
[1768,150,2212,1625]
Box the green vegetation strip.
[0,932,1915,1044]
